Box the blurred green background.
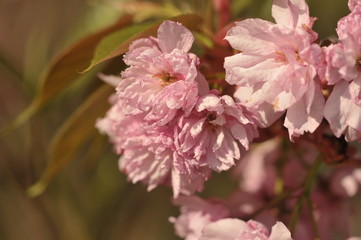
[0,0,351,239]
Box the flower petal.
[158,20,194,53]
[272,0,310,29]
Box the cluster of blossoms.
[97,20,259,197]
[97,0,361,239]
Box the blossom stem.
[307,195,321,240]
[247,187,299,220]
[288,154,323,235]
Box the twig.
[307,196,321,240]
[289,154,323,234]
[247,187,300,220]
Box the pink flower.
[96,100,172,188]
[224,0,325,140]
[324,9,361,141]
[96,99,211,197]
[170,196,229,240]
[175,93,259,172]
[200,219,292,240]
[116,20,209,125]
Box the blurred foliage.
[0,0,356,239]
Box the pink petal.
[284,80,324,140]
[196,94,222,112]
[157,20,194,53]
[195,70,210,96]
[324,81,350,137]
[225,54,286,86]
[272,0,311,29]
[345,126,361,142]
[225,19,279,55]
[230,124,249,149]
[324,80,361,141]
[98,73,122,87]
[234,87,284,127]
[268,222,293,240]
[200,219,248,240]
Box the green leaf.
[1,15,133,136]
[27,84,114,197]
[83,14,203,72]
[120,1,182,22]
[231,0,253,17]
[83,23,153,72]
[194,32,214,49]
[203,0,215,33]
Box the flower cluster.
[97,20,258,198]
[97,0,361,239]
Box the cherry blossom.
[224,0,325,139]
[96,98,211,197]
[174,93,259,172]
[117,20,209,125]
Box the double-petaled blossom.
[117,20,209,125]
[96,99,211,197]
[200,219,293,240]
[324,2,361,141]
[174,93,259,173]
[96,100,172,190]
[224,0,325,140]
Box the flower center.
[206,112,219,131]
[207,112,217,121]
[275,51,287,63]
[275,49,302,65]
[154,72,183,86]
